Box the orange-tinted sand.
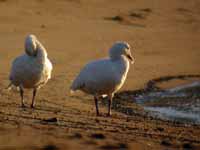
[0,0,200,149]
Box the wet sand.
[0,0,200,149]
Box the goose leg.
[19,86,25,108]
[107,94,113,116]
[94,96,100,116]
[31,88,37,108]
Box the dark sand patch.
[90,133,106,140]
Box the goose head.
[109,41,134,64]
[25,34,38,56]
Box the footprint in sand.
[104,8,152,27]
[90,133,106,140]
[69,133,83,139]
[100,143,128,150]
[130,8,152,19]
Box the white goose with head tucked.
[70,42,134,116]
[9,34,53,108]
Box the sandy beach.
[0,0,200,149]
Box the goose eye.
[125,44,130,49]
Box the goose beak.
[127,54,134,64]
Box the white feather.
[70,41,133,97]
[9,34,53,89]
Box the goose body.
[71,42,134,116]
[9,34,53,107]
[71,56,129,96]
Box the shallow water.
[144,106,200,124]
[135,81,200,124]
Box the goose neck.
[36,41,47,62]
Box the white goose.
[70,42,134,116]
[9,34,53,108]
